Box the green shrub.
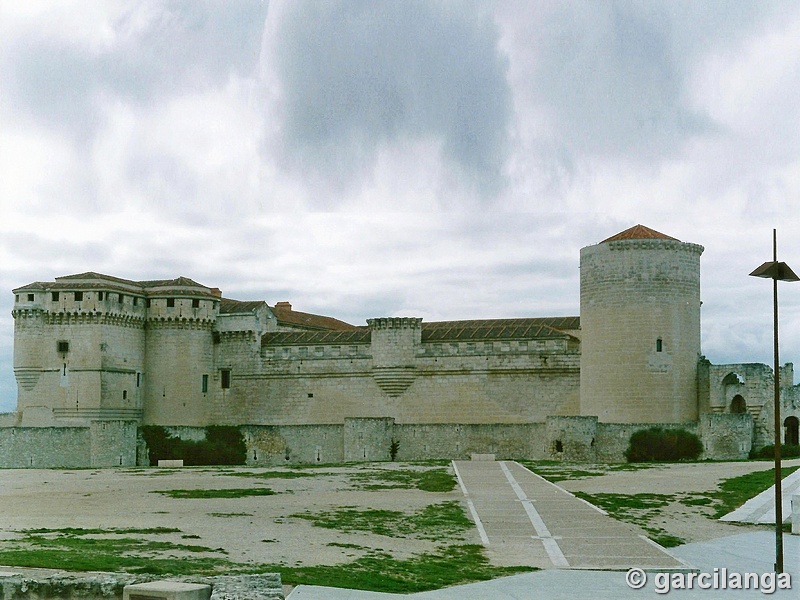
[140,426,246,466]
[624,427,703,462]
[749,444,800,459]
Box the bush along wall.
[624,427,703,462]
[750,444,800,459]
[140,426,246,466]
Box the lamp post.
[749,229,799,574]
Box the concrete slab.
[720,468,800,524]
[452,460,686,570]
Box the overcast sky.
[2,1,800,413]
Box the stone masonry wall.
[0,426,90,468]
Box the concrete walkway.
[287,531,799,599]
[451,460,686,570]
[287,460,799,599]
[720,468,800,524]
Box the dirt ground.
[0,459,795,590]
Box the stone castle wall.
[214,334,581,426]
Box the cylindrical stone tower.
[579,225,704,423]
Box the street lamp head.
[749,261,800,282]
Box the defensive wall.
[0,410,765,468]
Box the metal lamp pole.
[749,229,799,573]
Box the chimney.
[275,301,292,311]
[210,288,222,298]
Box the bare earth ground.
[0,459,796,594]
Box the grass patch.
[208,512,254,518]
[0,527,533,592]
[153,487,276,499]
[573,492,686,547]
[276,545,534,593]
[708,465,800,518]
[292,501,471,541]
[0,529,232,575]
[22,527,181,535]
[220,470,320,480]
[517,461,658,483]
[348,468,456,492]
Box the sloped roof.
[601,224,678,243]
[270,303,358,331]
[16,273,213,295]
[422,317,579,342]
[262,328,370,346]
[219,299,267,314]
[261,316,580,346]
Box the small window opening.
[221,369,231,389]
[51,292,59,301]
[118,294,124,304]
[192,299,200,308]
[555,440,563,453]
[74,291,83,301]
[122,390,127,400]
[15,294,19,302]
[167,298,175,308]
[656,338,663,352]
[57,340,69,353]
[27,293,34,302]
[133,297,138,306]
[202,374,208,393]
[98,292,104,300]
[136,372,141,387]
[146,298,151,308]
[307,392,314,398]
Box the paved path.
[287,529,800,599]
[720,469,800,524]
[451,460,686,570]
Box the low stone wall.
[154,414,751,466]
[0,571,283,599]
[0,420,138,469]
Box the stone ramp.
[720,468,800,524]
[452,460,688,570]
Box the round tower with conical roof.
[579,225,704,423]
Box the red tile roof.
[270,303,358,331]
[601,224,678,243]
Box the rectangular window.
[221,369,231,389]
[167,298,175,308]
[15,294,19,302]
[98,292,104,300]
[136,372,141,387]
[27,293,34,302]
[192,299,200,308]
[118,294,124,304]
[202,374,209,393]
[656,338,663,352]
[51,292,59,301]
[74,291,83,301]
[133,297,138,306]
[146,298,151,308]
[57,340,69,353]
[122,390,127,400]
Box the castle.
[4,224,800,467]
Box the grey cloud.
[271,0,512,198]
[529,2,711,163]
[4,1,268,139]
